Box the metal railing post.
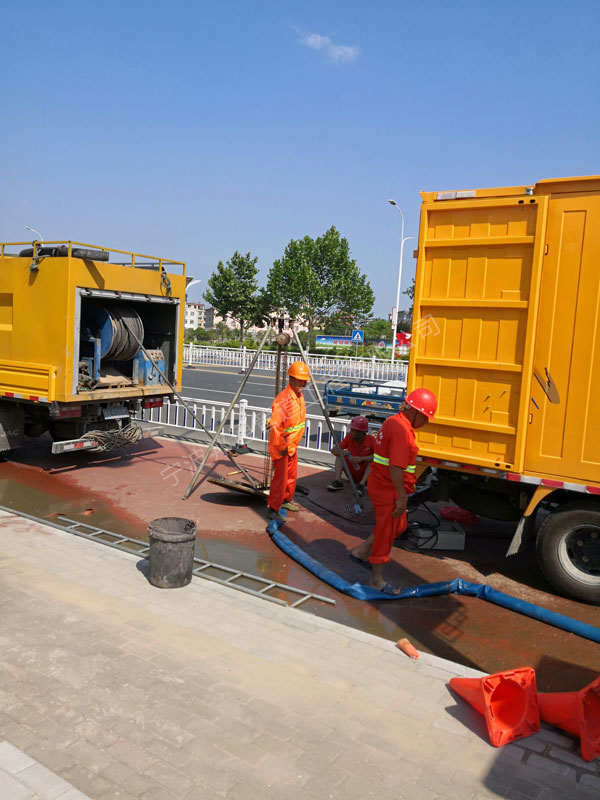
[237,399,248,446]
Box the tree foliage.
[265,227,374,350]
[203,251,264,347]
[363,318,390,341]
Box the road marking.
[182,387,275,403]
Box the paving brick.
[142,759,195,796]
[12,761,72,799]
[526,753,578,779]
[97,760,155,796]
[60,764,113,797]
[0,740,35,773]
[0,768,36,800]
[547,746,595,770]
[579,773,600,790]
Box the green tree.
[265,227,374,351]
[403,276,415,313]
[364,318,390,342]
[203,251,263,347]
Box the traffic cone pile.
[449,669,600,761]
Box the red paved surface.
[2,434,599,692]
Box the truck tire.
[536,502,600,605]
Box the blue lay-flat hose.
[270,529,600,645]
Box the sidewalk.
[0,510,597,800]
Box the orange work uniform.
[366,412,418,564]
[337,433,376,482]
[267,384,306,512]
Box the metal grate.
[0,506,334,609]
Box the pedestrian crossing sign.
[351,330,364,343]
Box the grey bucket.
[147,517,197,589]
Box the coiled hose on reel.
[103,306,144,361]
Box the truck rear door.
[410,190,548,473]
[524,185,600,483]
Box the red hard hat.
[350,415,369,432]
[288,361,310,381]
[405,388,437,419]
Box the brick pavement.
[0,510,597,799]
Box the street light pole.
[388,200,414,372]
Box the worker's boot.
[281,501,299,512]
[266,507,286,523]
[327,480,343,491]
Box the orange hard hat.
[350,415,369,432]
[288,361,310,381]
[405,388,437,419]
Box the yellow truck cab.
[409,176,600,604]
[0,241,186,453]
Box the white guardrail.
[139,396,368,456]
[183,343,409,383]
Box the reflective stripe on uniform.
[284,422,305,433]
[373,453,415,473]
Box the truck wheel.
[536,502,600,604]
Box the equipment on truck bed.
[0,240,186,454]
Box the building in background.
[184,302,205,330]
[204,308,309,334]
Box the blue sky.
[2,0,598,317]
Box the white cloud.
[297,30,360,63]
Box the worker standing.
[350,388,437,593]
[327,416,375,495]
[266,361,310,522]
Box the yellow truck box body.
[410,176,600,489]
[0,244,186,404]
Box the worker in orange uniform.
[327,416,375,495]
[266,361,310,522]
[350,388,437,594]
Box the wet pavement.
[2,433,599,693]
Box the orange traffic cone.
[538,677,600,762]
[449,667,540,747]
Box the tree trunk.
[306,320,312,355]
[239,322,244,349]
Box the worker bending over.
[350,388,437,594]
[327,416,375,495]
[266,361,310,522]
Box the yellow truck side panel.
[0,360,56,400]
[410,176,600,488]
[0,249,185,403]
[410,194,548,472]
[524,190,600,484]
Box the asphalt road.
[182,365,330,415]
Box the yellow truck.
[409,176,600,604]
[0,241,186,454]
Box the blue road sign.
[351,329,364,343]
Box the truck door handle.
[533,367,560,404]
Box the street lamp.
[388,200,414,371]
[185,278,202,296]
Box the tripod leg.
[182,324,273,500]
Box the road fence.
[183,344,408,383]
[138,395,364,456]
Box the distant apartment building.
[204,307,309,334]
[184,302,205,329]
